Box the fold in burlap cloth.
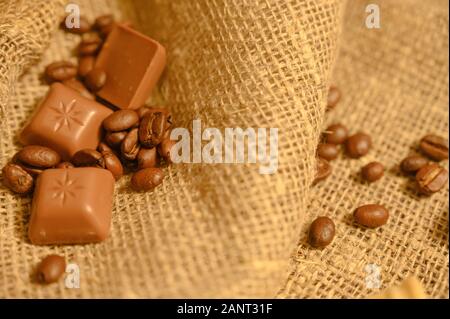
[0,0,448,298]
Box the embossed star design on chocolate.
[50,99,85,132]
[50,170,84,205]
[28,167,115,245]
[20,83,113,160]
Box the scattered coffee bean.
[317,143,339,161]
[354,204,389,228]
[361,162,384,182]
[137,148,159,169]
[131,167,164,191]
[158,139,177,163]
[400,155,428,174]
[97,142,114,154]
[2,163,34,194]
[308,216,335,248]
[139,112,172,148]
[45,61,77,83]
[60,16,90,34]
[346,132,372,158]
[102,152,123,180]
[78,56,96,78]
[415,163,448,195]
[419,134,449,161]
[136,106,171,120]
[72,149,105,168]
[94,14,114,31]
[62,78,94,100]
[324,123,348,144]
[16,145,61,168]
[313,158,332,185]
[121,128,140,161]
[103,110,139,132]
[36,255,66,284]
[78,32,103,56]
[327,85,341,110]
[56,162,74,169]
[84,68,106,92]
[105,131,128,148]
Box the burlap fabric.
[0,0,447,298]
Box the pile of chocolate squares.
[2,15,174,245]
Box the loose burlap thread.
[0,0,448,298]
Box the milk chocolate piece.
[20,83,113,160]
[95,24,166,109]
[28,168,115,245]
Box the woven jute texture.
[0,0,448,298]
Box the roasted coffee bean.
[317,143,339,161]
[419,134,449,161]
[45,61,77,83]
[78,41,102,56]
[105,131,128,148]
[103,110,139,132]
[415,163,448,195]
[102,152,123,180]
[313,158,332,185]
[60,16,90,34]
[16,145,61,168]
[137,148,158,169]
[2,163,34,194]
[97,142,114,154]
[78,56,96,78]
[62,78,94,100]
[308,217,335,248]
[131,168,164,191]
[12,162,44,177]
[121,128,140,161]
[84,68,106,92]
[354,204,389,228]
[401,155,428,174]
[94,14,114,30]
[324,123,348,144]
[361,162,384,182]
[136,106,171,119]
[158,139,177,163]
[56,162,74,169]
[327,85,341,110]
[139,112,172,148]
[72,149,105,168]
[346,132,372,158]
[36,255,66,284]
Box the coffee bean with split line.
[121,128,140,161]
[419,134,448,161]
[45,61,77,83]
[2,163,34,194]
[415,163,448,195]
[16,145,61,168]
[327,86,341,110]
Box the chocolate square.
[20,83,113,160]
[28,168,115,245]
[95,24,166,109]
